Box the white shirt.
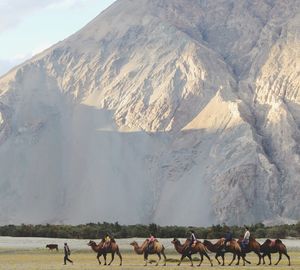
[244,230,250,240]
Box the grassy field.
[0,249,299,270]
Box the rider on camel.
[147,233,156,252]
[221,227,233,252]
[187,230,197,254]
[241,226,250,250]
[102,233,111,251]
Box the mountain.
[0,0,299,226]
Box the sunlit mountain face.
[0,0,299,226]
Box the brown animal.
[260,239,291,266]
[87,239,122,266]
[203,239,250,266]
[46,244,58,251]
[237,236,262,265]
[171,238,213,267]
[130,240,166,266]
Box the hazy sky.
[0,0,116,76]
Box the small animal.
[46,244,58,251]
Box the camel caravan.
[86,226,291,267]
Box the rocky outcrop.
[0,0,299,225]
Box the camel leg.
[103,254,107,265]
[177,255,184,266]
[228,253,236,266]
[97,253,101,265]
[266,253,272,265]
[116,250,122,266]
[197,253,203,266]
[284,252,291,266]
[274,253,282,265]
[221,254,225,266]
[255,251,262,265]
[215,254,221,265]
[108,252,115,265]
[268,253,272,265]
[161,251,167,266]
[243,254,251,265]
[187,254,193,267]
[203,252,213,267]
[156,253,161,266]
[263,253,267,265]
[221,253,225,266]
[261,253,266,265]
[144,253,148,266]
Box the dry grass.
[0,249,299,270]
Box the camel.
[237,236,262,265]
[130,240,167,266]
[203,239,250,266]
[87,240,122,266]
[260,239,291,266]
[171,238,213,267]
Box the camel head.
[171,238,180,245]
[87,240,96,246]
[130,241,137,246]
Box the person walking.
[63,242,73,265]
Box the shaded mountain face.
[0,0,299,225]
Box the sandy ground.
[0,237,299,269]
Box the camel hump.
[275,239,282,244]
[154,241,163,250]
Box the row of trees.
[0,222,299,239]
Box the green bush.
[0,222,299,239]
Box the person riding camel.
[224,228,233,246]
[147,233,156,252]
[221,227,233,252]
[102,233,111,251]
[190,230,197,245]
[241,226,250,250]
[187,230,197,254]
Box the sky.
[0,0,116,76]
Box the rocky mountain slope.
[0,0,299,225]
